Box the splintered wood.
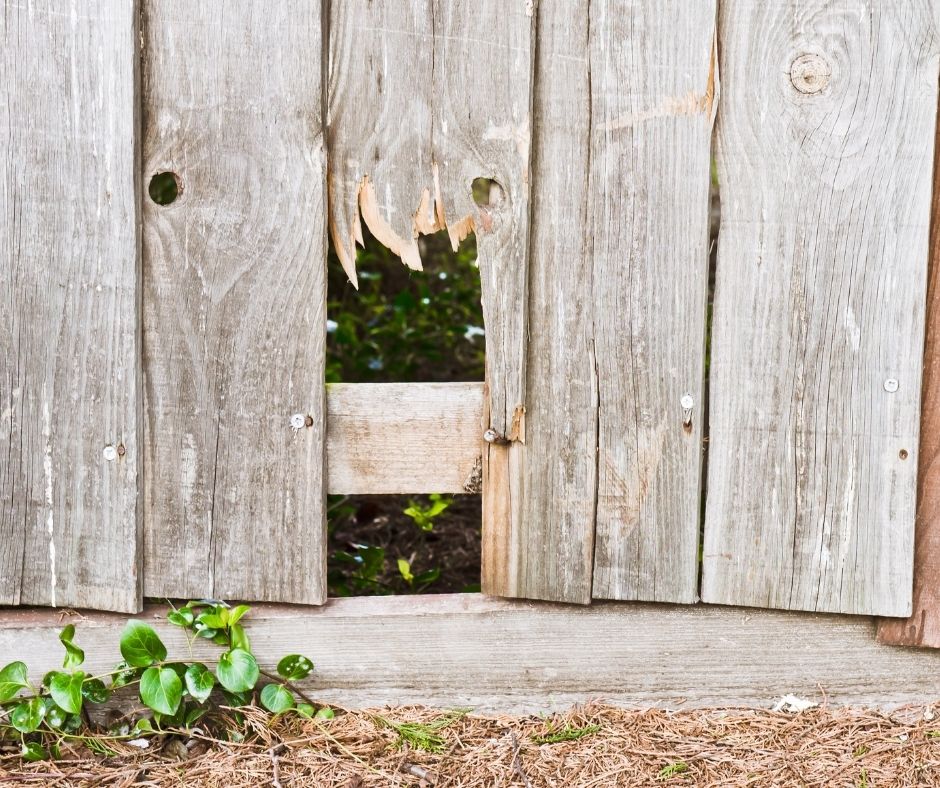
[703,1,937,616]
[141,1,329,604]
[0,2,141,612]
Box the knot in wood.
[789,54,831,94]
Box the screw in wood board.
[102,445,117,462]
[884,378,899,393]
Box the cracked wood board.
[0,2,141,612]
[328,1,540,597]
[587,0,716,602]
[141,1,328,604]
[703,1,937,616]
[326,383,484,495]
[878,95,940,647]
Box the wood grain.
[326,383,483,494]
[6,596,940,713]
[141,1,328,604]
[703,1,937,616]
[0,1,141,612]
[588,0,715,603]
[878,92,940,647]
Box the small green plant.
[375,709,469,753]
[0,601,324,761]
[658,761,689,780]
[858,767,869,788]
[854,744,870,757]
[531,723,601,745]
[403,493,452,532]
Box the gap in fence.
[325,225,484,597]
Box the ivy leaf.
[58,624,85,670]
[109,661,139,688]
[260,684,294,713]
[216,649,259,693]
[196,612,226,630]
[20,742,47,762]
[120,621,167,667]
[167,609,194,628]
[0,661,29,702]
[11,697,45,733]
[228,604,250,626]
[140,666,182,716]
[82,678,110,704]
[185,706,206,728]
[296,703,315,719]
[184,663,215,704]
[43,698,67,729]
[133,718,154,733]
[49,671,84,715]
[230,623,250,652]
[315,707,335,720]
[277,655,314,681]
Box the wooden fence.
[3,0,940,657]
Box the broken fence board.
[326,383,484,495]
[141,1,328,604]
[588,0,715,603]
[703,1,937,616]
[0,1,141,612]
[877,91,940,648]
[5,596,940,712]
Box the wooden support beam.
[4,596,938,713]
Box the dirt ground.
[3,703,939,786]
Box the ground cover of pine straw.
[2,703,940,787]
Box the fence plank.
[588,0,715,602]
[142,1,328,603]
[0,2,141,612]
[326,383,483,495]
[877,103,940,647]
[329,1,538,596]
[703,1,937,615]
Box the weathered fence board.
[589,0,715,603]
[326,383,483,495]
[328,0,539,597]
[0,2,141,612]
[878,105,940,647]
[703,1,937,616]
[485,0,596,603]
[141,1,328,604]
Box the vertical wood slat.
[703,1,938,616]
[328,1,539,597]
[588,0,716,602]
[142,1,328,603]
[0,1,141,612]
[877,95,940,647]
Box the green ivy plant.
[0,600,328,761]
[402,493,452,532]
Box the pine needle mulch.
[2,702,939,787]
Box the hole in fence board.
[326,226,484,597]
[148,171,181,205]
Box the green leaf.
[315,707,335,720]
[0,661,29,702]
[140,666,182,716]
[216,649,259,693]
[82,678,110,704]
[185,663,215,704]
[397,558,414,584]
[167,609,194,628]
[120,620,167,667]
[11,697,45,733]
[260,684,294,713]
[58,624,85,670]
[109,661,139,688]
[49,671,84,715]
[133,718,154,733]
[196,612,226,630]
[20,741,47,762]
[296,703,315,719]
[230,623,250,652]
[185,706,207,728]
[43,698,67,729]
[228,604,251,626]
[277,654,314,681]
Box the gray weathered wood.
[703,1,938,616]
[141,1,328,604]
[329,0,536,598]
[589,0,715,603]
[486,0,596,603]
[326,383,483,494]
[5,596,940,713]
[0,1,141,612]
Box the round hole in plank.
[471,177,505,208]
[149,171,181,205]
